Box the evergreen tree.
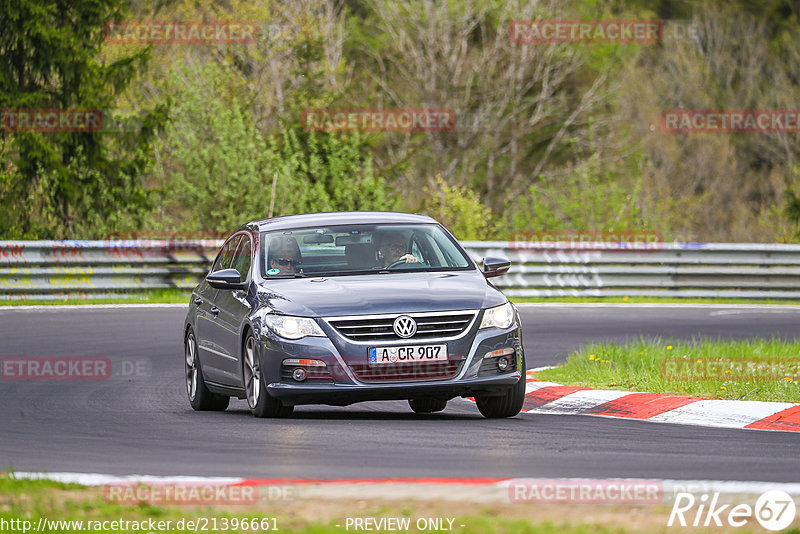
[0,0,166,238]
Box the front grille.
[349,360,464,383]
[327,311,477,342]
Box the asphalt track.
[0,304,798,481]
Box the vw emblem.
[393,315,417,338]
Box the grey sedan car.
[184,211,526,418]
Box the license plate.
[368,344,448,365]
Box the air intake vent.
[348,360,464,382]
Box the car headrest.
[345,242,376,268]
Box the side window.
[211,236,241,272]
[232,235,252,280]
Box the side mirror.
[482,257,511,278]
[207,268,247,290]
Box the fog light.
[292,368,307,382]
[497,357,510,371]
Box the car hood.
[256,271,507,317]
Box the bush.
[418,176,497,240]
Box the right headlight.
[479,301,515,330]
[263,314,325,340]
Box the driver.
[374,230,419,268]
[267,236,302,275]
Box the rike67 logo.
[668,490,796,531]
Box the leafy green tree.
[273,126,394,216]
[153,61,394,234]
[0,0,165,238]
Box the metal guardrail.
[2,240,800,300]
[0,240,221,300]
[465,241,800,299]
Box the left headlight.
[479,302,515,330]
[263,314,326,340]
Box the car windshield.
[260,223,472,278]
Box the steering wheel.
[386,259,408,269]
[386,260,422,269]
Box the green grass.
[536,337,800,403]
[0,473,83,493]
[510,296,800,305]
[0,289,191,306]
[0,476,637,534]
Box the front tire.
[243,333,294,418]
[475,354,526,419]
[185,328,229,411]
[409,398,447,414]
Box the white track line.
[514,303,800,309]
[0,303,188,311]
[4,303,800,311]
[10,472,242,485]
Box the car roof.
[247,211,439,232]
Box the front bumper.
[253,308,525,407]
[267,372,521,406]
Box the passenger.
[267,236,302,275]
